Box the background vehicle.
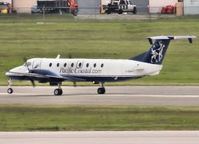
[31,4,41,13]
[105,0,136,14]
[37,0,78,16]
[0,2,10,14]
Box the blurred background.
[0,0,198,17]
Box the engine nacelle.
[50,82,58,86]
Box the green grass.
[1,104,199,131]
[0,15,199,85]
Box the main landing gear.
[97,82,106,94]
[54,83,63,96]
[7,79,13,94]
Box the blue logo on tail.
[131,36,196,64]
[131,40,170,65]
[150,41,165,64]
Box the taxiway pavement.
[0,86,199,105]
[0,131,199,144]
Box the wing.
[7,69,85,82]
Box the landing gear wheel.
[72,7,78,16]
[106,10,111,14]
[97,88,105,94]
[132,7,137,14]
[118,9,123,14]
[54,88,63,96]
[7,88,13,94]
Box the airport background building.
[78,0,100,14]
[184,0,199,15]
[0,0,152,14]
[78,0,149,14]
[0,0,199,15]
[79,0,199,15]
[13,0,37,13]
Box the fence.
[0,6,198,22]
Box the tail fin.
[131,36,196,65]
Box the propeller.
[73,81,77,87]
[23,57,30,71]
[24,57,35,87]
[23,57,28,63]
[30,79,36,87]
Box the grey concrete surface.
[78,0,100,14]
[0,86,199,106]
[0,131,199,144]
[75,14,175,20]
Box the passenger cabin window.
[86,63,89,68]
[101,64,104,68]
[94,63,96,68]
[57,63,59,67]
[64,63,67,67]
[49,63,52,67]
[79,63,82,67]
[71,63,74,67]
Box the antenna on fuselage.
[56,54,61,59]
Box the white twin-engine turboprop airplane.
[6,36,196,95]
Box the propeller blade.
[73,81,77,87]
[30,79,35,87]
[23,57,28,63]
[23,57,31,71]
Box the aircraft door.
[76,61,84,69]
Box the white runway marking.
[1,93,199,98]
[1,86,199,105]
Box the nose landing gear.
[7,88,13,94]
[7,79,13,94]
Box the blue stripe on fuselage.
[7,75,143,83]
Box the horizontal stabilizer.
[148,36,196,44]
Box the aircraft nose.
[6,66,28,76]
[5,71,10,76]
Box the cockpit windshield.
[24,62,31,67]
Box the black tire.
[106,10,111,14]
[59,89,63,95]
[7,88,13,94]
[118,9,123,14]
[97,88,106,94]
[132,7,137,14]
[54,89,63,96]
[72,7,78,16]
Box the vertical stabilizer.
[131,36,196,65]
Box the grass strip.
[0,104,199,131]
